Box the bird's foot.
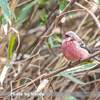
[68,62,72,67]
[78,58,82,63]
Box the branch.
[65,0,100,30]
[1,50,100,98]
[2,0,77,97]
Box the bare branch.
[1,50,100,98]
[65,0,100,30]
[1,0,77,97]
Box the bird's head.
[64,31,83,43]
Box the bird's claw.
[68,62,72,67]
[78,58,82,62]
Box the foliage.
[16,0,39,21]
[66,95,76,100]
[59,0,67,11]
[52,63,97,84]
[8,35,17,60]
[0,0,100,100]
[44,36,61,49]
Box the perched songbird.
[61,31,100,62]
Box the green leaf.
[53,63,96,76]
[39,22,44,26]
[43,1,49,5]
[39,0,44,4]
[51,34,57,39]
[48,43,51,48]
[5,62,10,68]
[40,15,48,23]
[44,41,51,48]
[41,8,46,14]
[2,12,8,35]
[65,63,97,74]
[16,4,31,25]
[8,35,17,60]
[59,0,67,11]
[40,8,48,23]
[52,63,97,84]
[48,37,61,48]
[0,0,11,20]
[58,73,84,84]
[48,37,54,47]
[66,95,76,100]
[16,0,38,21]
[44,37,61,49]
[40,16,45,22]
[55,38,62,43]
[9,9,16,20]
[44,41,48,46]
[51,44,61,48]
[39,0,49,5]
[2,12,7,25]
[0,17,2,20]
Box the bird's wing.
[73,41,91,53]
[79,44,91,54]
[79,44,100,62]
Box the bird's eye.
[65,34,70,38]
[67,35,70,37]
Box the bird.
[61,31,100,65]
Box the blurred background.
[0,0,100,100]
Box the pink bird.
[61,31,100,63]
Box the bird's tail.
[94,56,100,62]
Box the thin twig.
[65,0,100,30]
[48,78,55,100]
[1,0,77,97]
[88,82,100,100]
[71,70,90,92]
[1,50,100,98]
[48,77,55,92]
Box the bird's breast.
[61,40,89,61]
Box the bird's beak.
[63,35,65,38]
